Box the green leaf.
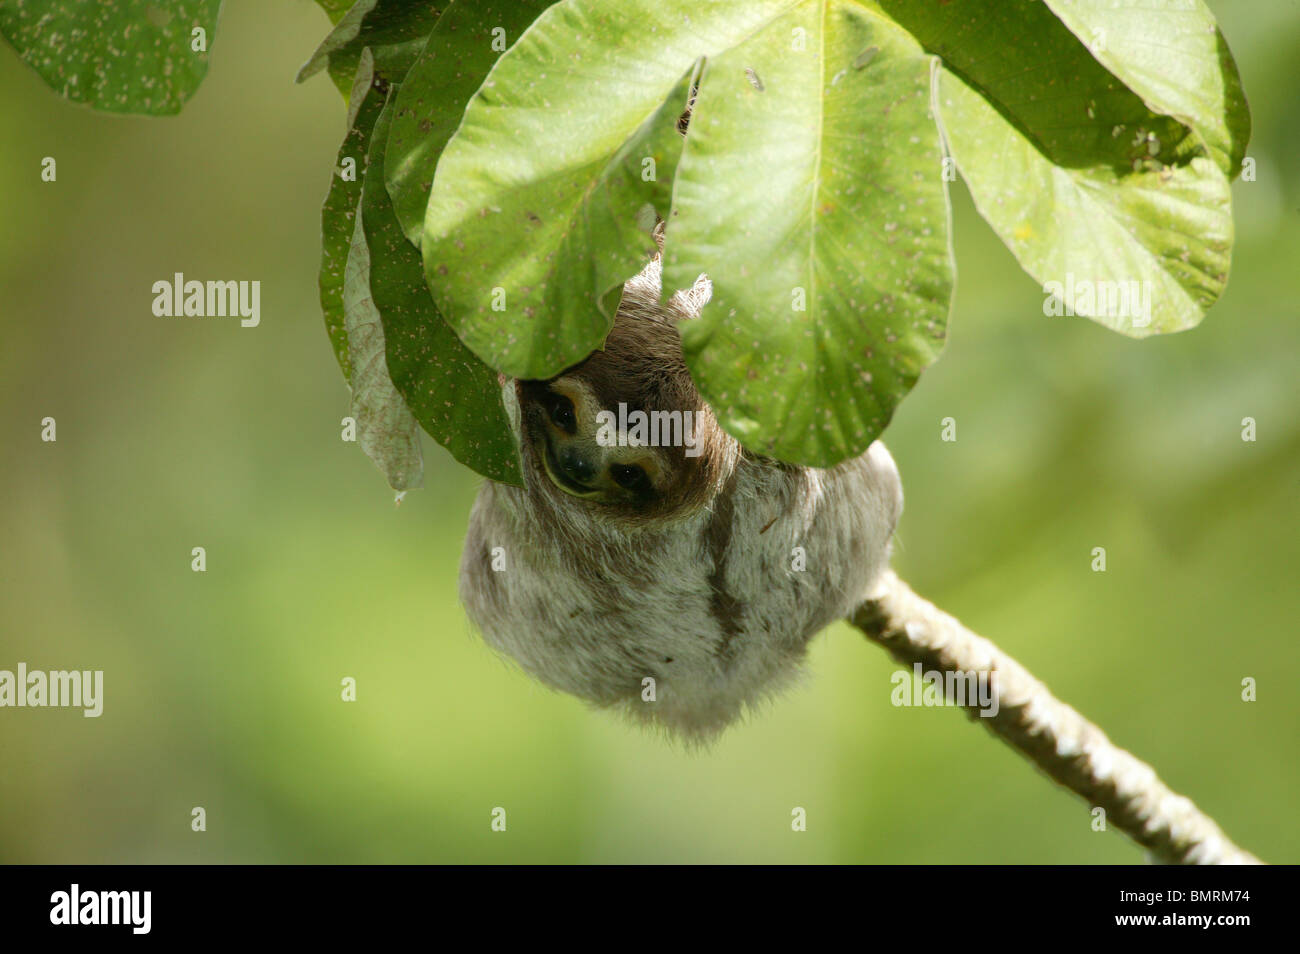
[422,0,952,465]
[878,0,1201,169]
[385,0,557,246]
[878,0,1235,336]
[422,0,792,382]
[297,0,444,94]
[344,202,426,493]
[939,71,1231,337]
[664,4,952,467]
[0,0,220,115]
[319,51,388,382]
[1041,0,1250,179]
[394,0,1247,468]
[364,91,522,486]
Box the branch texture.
[851,572,1261,865]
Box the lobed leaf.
[317,0,1251,471]
[422,0,953,465]
[420,0,801,382]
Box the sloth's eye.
[547,394,577,434]
[609,463,652,495]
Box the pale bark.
[851,571,1261,865]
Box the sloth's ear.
[670,273,712,318]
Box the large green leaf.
[0,0,221,115]
[319,51,388,382]
[420,0,798,382]
[877,0,1201,168]
[324,0,1248,471]
[878,0,1236,337]
[297,0,444,94]
[938,72,1231,337]
[664,4,952,466]
[364,91,522,485]
[385,0,557,246]
[1041,0,1250,178]
[422,0,953,465]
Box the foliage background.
[0,0,1295,863]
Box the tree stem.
[850,571,1261,865]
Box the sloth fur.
[459,245,903,740]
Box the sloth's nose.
[557,446,596,485]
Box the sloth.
[459,236,903,740]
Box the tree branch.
[850,571,1261,865]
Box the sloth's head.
[504,247,737,529]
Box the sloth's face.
[517,375,668,508]
[504,326,731,524]
[499,255,732,524]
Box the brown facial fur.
[513,261,733,530]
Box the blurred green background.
[1,0,1296,864]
